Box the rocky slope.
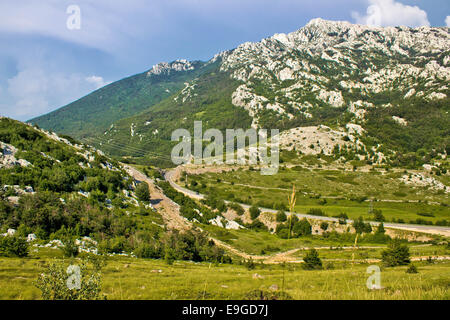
[221,18,449,126]
[31,19,450,167]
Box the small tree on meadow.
[381,239,411,267]
[302,249,323,270]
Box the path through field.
[124,164,450,264]
[165,165,450,238]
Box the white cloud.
[0,0,158,53]
[4,68,107,120]
[446,16,450,27]
[352,0,430,27]
[85,75,109,89]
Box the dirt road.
[124,164,450,263]
[166,165,450,238]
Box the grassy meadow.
[0,247,449,300]
[184,166,450,224]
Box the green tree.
[61,237,79,258]
[303,249,323,270]
[320,222,329,231]
[135,182,150,202]
[249,205,261,220]
[292,218,312,237]
[381,240,411,266]
[373,209,385,222]
[0,236,29,257]
[375,222,386,234]
[353,216,372,234]
[228,202,245,216]
[276,210,287,222]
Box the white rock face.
[209,216,243,230]
[318,90,345,107]
[427,92,447,100]
[218,19,449,127]
[279,125,364,156]
[147,59,195,76]
[346,123,365,136]
[404,88,416,99]
[400,173,448,193]
[392,116,408,126]
[0,142,32,168]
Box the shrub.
[0,236,29,257]
[245,258,255,270]
[372,209,385,222]
[375,222,386,234]
[406,264,418,274]
[292,218,312,237]
[353,216,372,234]
[246,220,268,232]
[273,203,287,211]
[161,230,231,264]
[302,249,323,270]
[135,182,150,202]
[277,228,290,239]
[61,238,79,258]
[307,208,327,216]
[320,222,329,231]
[35,257,106,300]
[249,205,261,220]
[381,240,410,267]
[276,210,287,222]
[228,202,245,216]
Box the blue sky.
[0,0,449,120]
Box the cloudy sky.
[0,0,449,121]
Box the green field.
[184,166,450,224]
[0,247,449,300]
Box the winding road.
[123,164,449,263]
[165,166,450,238]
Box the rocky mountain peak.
[147,59,196,76]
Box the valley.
[1,18,449,301]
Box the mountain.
[31,19,450,167]
[30,60,212,139]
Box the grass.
[200,224,384,256]
[0,247,449,300]
[186,167,450,224]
